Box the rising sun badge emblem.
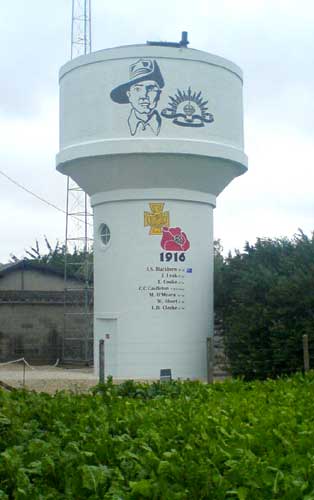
[161,87,214,128]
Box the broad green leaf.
[129,479,153,497]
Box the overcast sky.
[1,0,313,262]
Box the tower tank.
[56,40,247,380]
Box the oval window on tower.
[99,223,111,246]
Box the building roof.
[0,260,84,282]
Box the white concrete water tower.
[56,35,247,380]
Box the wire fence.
[0,357,60,389]
[213,331,314,381]
[0,335,312,391]
[0,358,97,394]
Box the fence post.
[99,340,105,383]
[207,337,214,384]
[303,334,310,372]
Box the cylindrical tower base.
[92,188,215,380]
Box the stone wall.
[213,315,230,379]
[0,291,92,364]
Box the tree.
[215,231,314,380]
[11,237,93,281]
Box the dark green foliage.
[93,377,197,401]
[11,237,93,281]
[2,376,314,498]
[215,231,314,380]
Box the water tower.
[56,34,247,380]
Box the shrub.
[215,231,314,379]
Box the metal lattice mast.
[71,0,92,58]
[63,0,93,365]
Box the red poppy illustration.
[161,227,190,251]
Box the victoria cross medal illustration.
[110,59,165,136]
[161,87,214,127]
[144,203,170,235]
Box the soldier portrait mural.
[110,58,165,136]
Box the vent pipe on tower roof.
[147,31,189,48]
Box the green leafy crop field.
[1,374,314,499]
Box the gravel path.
[0,363,98,394]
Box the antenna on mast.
[63,1,93,366]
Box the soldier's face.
[127,80,161,115]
